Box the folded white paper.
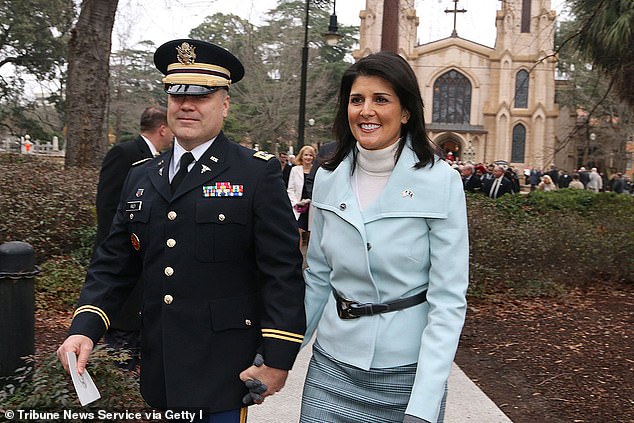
[66,351,101,406]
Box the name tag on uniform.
[203,182,244,197]
[125,201,142,211]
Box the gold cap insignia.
[176,42,196,65]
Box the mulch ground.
[35,281,634,422]
[455,280,634,423]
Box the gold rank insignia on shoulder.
[176,42,196,65]
[132,157,153,166]
[253,151,274,161]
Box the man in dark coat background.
[461,163,482,193]
[94,106,173,369]
[58,39,305,422]
[483,164,515,199]
[529,167,542,191]
[277,151,292,187]
[578,166,590,188]
[94,106,173,248]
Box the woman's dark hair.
[323,51,436,171]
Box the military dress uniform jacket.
[70,133,306,412]
[304,138,469,422]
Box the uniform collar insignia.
[210,156,219,163]
[201,164,211,174]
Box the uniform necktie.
[171,152,195,193]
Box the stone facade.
[354,0,560,170]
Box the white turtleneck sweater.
[353,141,399,210]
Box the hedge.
[2,154,633,295]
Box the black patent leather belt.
[333,289,427,320]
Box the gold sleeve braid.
[261,328,304,344]
[73,305,111,330]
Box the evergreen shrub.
[0,154,98,262]
[467,189,634,298]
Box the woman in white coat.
[300,52,469,423]
[287,145,315,246]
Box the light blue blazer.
[304,138,469,422]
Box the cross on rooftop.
[444,0,467,38]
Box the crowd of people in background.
[280,146,634,218]
[446,158,634,197]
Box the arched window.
[432,70,472,124]
[511,124,526,163]
[514,70,529,108]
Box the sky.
[114,0,568,51]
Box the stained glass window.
[512,124,526,163]
[514,70,529,108]
[432,70,472,124]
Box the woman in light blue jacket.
[300,52,469,423]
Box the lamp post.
[584,132,596,167]
[323,0,341,46]
[296,0,341,152]
[308,118,315,147]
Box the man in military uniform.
[57,39,305,422]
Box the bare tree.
[553,12,634,172]
[189,3,357,152]
[64,0,118,168]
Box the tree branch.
[554,75,617,154]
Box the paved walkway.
[249,339,513,422]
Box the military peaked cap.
[154,39,244,95]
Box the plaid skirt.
[300,342,446,423]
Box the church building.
[354,0,560,170]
